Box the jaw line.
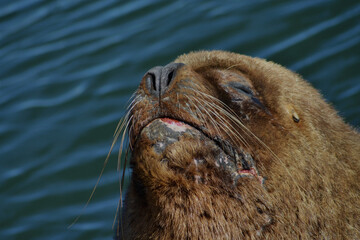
[135,117,265,186]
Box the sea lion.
[116,51,360,239]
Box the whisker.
[69,92,137,229]
[68,115,128,229]
[185,96,211,132]
[195,91,307,196]
[187,95,226,143]
[128,124,134,150]
[114,100,139,137]
[190,93,249,149]
[196,92,262,145]
[186,82,252,145]
[226,63,242,70]
[118,115,133,171]
[126,90,140,109]
[200,97,249,148]
[113,145,130,237]
[185,83,306,195]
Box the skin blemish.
[238,168,265,185]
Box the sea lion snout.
[144,62,185,97]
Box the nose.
[144,63,184,97]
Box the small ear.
[285,104,300,123]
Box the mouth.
[135,117,264,185]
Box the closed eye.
[228,82,254,96]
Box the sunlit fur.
[115,51,360,239]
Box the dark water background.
[1,1,359,239]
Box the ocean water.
[0,1,359,239]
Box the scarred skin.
[116,51,360,239]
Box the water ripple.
[258,5,360,57]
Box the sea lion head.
[118,51,360,239]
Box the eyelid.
[228,82,254,96]
[236,86,253,95]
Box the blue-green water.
[0,1,359,239]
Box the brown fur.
[119,51,360,239]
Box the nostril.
[144,66,162,95]
[166,70,174,87]
[146,73,156,91]
[162,63,184,89]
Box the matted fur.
[117,51,360,239]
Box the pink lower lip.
[160,118,184,127]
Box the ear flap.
[284,104,300,123]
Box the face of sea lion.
[118,51,360,239]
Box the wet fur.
[117,51,360,239]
